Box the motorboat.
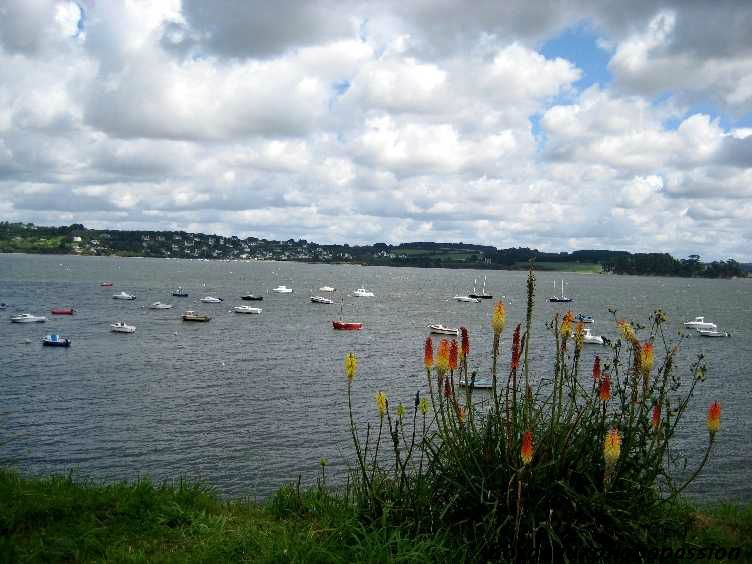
[319,286,336,292]
[311,296,334,304]
[200,296,223,303]
[172,287,189,297]
[683,316,717,331]
[42,334,71,347]
[548,280,572,303]
[111,321,136,333]
[51,307,75,315]
[583,328,604,345]
[241,294,263,301]
[233,305,262,314]
[459,378,493,389]
[272,285,293,293]
[333,320,362,330]
[427,324,460,336]
[10,313,46,323]
[182,310,211,322]
[575,313,594,324]
[697,329,730,338]
[100,282,113,287]
[113,291,136,300]
[352,287,375,297]
[149,302,173,309]
[454,295,481,303]
[468,275,493,299]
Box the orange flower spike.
[574,322,585,351]
[521,431,534,465]
[436,338,450,374]
[560,311,574,341]
[511,324,521,370]
[423,337,434,369]
[448,340,459,371]
[460,327,470,358]
[640,342,654,377]
[457,406,466,424]
[617,319,637,344]
[603,428,622,467]
[707,401,721,436]
[652,403,661,430]
[491,301,506,335]
[592,355,601,382]
[599,375,611,402]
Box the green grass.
[516,260,602,272]
[0,468,463,563]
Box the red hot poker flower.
[652,403,661,430]
[592,355,601,382]
[599,375,611,402]
[511,324,521,370]
[460,327,469,358]
[521,431,533,465]
[707,401,721,436]
[449,340,458,371]
[424,337,433,369]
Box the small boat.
[352,287,375,297]
[149,302,173,309]
[100,282,113,287]
[51,307,75,315]
[548,280,572,303]
[575,313,594,324]
[333,320,363,330]
[182,310,211,322]
[583,328,604,345]
[233,305,262,314]
[0,303,7,310]
[172,287,189,297]
[10,313,46,323]
[200,296,223,303]
[427,324,460,335]
[113,291,136,300]
[311,296,334,304]
[697,329,730,338]
[319,286,336,292]
[111,321,136,333]
[468,275,493,299]
[683,316,717,331]
[42,334,71,347]
[459,378,493,389]
[454,295,481,303]
[272,285,293,293]
[241,294,263,301]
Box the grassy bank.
[0,469,749,563]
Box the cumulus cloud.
[1,0,751,260]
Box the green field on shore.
[1,469,750,563]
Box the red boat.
[51,307,75,315]
[332,320,362,330]
[100,282,113,287]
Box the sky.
[1,1,751,260]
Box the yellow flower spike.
[396,403,406,419]
[560,311,574,342]
[419,397,429,416]
[344,352,357,382]
[574,322,585,352]
[616,319,637,344]
[436,339,450,375]
[640,342,654,378]
[375,391,387,418]
[603,428,622,467]
[521,431,533,465]
[491,302,506,335]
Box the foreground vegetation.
[0,469,749,563]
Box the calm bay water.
[0,254,750,501]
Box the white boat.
[10,313,47,323]
[459,378,493,389]
[427,324,460,335]
[272,285,293,293]
[149,302,173,309]
[113,291,136,300]
[583,328,604,345]
[319,286,336,292]
[311,296,334,304]
[200,296,223,303]
[352,287,374,297]
[683,316,717,331]
[697,329,730,338]
[111,321,136,333]
[575,313,594,324]
[453,295,481,303]
[233,305,262,314]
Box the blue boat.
[42,334,71,347]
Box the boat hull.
[428,325,460,335]
[233,307,262,314]
[333,321,362,330]
[11,316,46,323]
[548,298,572,303]
[311,297,334,304]
[183,316,211,322]
[111,326,136,333]
[51,308,75,315]
[468,294,493,299]
[43,337,71,347]
[241,295,263,301]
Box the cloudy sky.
[1,0,751,259]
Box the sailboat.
[469,275,493,299]
[332,300,362,330]
[548,280,572,303]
